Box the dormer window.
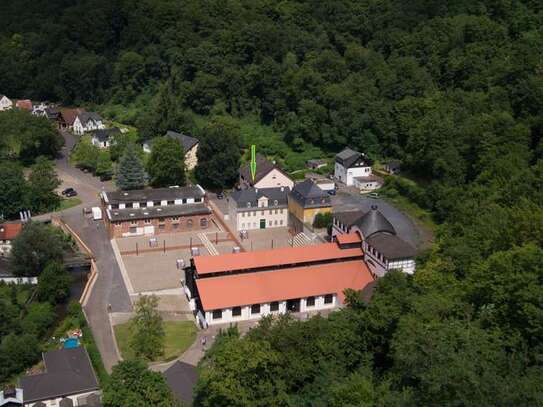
[247,202,251,208]
[274,200,278,206]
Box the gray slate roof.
[290,179,331,208]
[44,107,60,120]
[107,203,211,222]
[145,131,199,152]
[20,348,99,403]
[335,147,373,168]
[92,128,120,143]
[103,186,205,204]
[164,361,198,405]
[231,187,289,210]
[367,233,417,260]
[333,210,365,228]
[239,153,276,184]
[77,112,102,124]
[355,206,395,238]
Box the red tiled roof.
[16,99,33,111]
[193,242,364,275]
[61,108,85,126]
[0,222,22,240]
[336,232,362,245]
[196,260,374,311]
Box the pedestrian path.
[290,232,312,247]
[198,233,219,255]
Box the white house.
[332,206,417,276]
[0,95,13,111]
[229,186,289,231]
[90,128,120,149]
[334,148,374,186]
[73,112,105,135]
[239,153,294,190]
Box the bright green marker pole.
[250,145,257,182]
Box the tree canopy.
[147,137,186,187]
[116,143,146,190]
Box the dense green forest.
[2,0,543,404]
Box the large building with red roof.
[0,222,23,256]
[185,237,374,326]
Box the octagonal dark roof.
[355,205,395,238]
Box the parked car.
[62,187,75,196]
[65,189,78,197]
[216,191,225,200]
[368,192,380,199]
[327,189,336,196]
[99,172,113,181]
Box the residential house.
[229,186,289,231]
[0,222,22,257]
[15,99,33,111]
[163,361,198,406]
[101,186,212,238]
[73,112,105,135]
[288,179,332,232]
[0,387,23,406]
[332,206,417,276]
[0,258,37,285]
[90,128,120,149]
[0,95,13,111]
[60,108,85,130]
[306,159,327,170]
[334,148,379,189]
[239,153,294,190]
[19,347,101,407]
[305,173,335,193]
[384,160,401,175]
[31,102,49,116]
[185,239,373,327]
[143,131,200,170]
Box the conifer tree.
[116,143,146,190]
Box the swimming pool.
[63,337,80,349]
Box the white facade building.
[0,95,13,111]
[334,147,374,186]
[73,112,105,135]
[229,187,289,231]
[239,153,294,190]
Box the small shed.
[306,159,327,170]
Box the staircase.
[290,232,312,247]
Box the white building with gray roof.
[229,186,289,231]
[332,205,417,276]
[334,147,378,188]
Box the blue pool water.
[64,337,80,349]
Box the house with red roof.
[15,99,33,111]
[0,222,23,256]
[185,237,374,327]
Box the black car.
[64,188,78,197]
[99,172,113,181]
[327,189,336,196]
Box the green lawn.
[58,197,82,211]
[114,321,197,362]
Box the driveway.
[332,192,422,248]
[54,130,131,372]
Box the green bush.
[313,212,333,229]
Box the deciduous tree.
[147,136,186,187]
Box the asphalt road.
[55,131,131,372]
[332,191,422,248]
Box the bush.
[36,261,72,304]
[313,212,333,229]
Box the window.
[241,223,245,229]
[252,211,256,216]
[270,302,279,312]
[182,198,187,204]
[167,200,174,205]
[251,304,260,314]
[274,199,278,206]
[324,294,333,304]
[212,309,222,320]
[306,296,315,307]
[200,218,208,228]
[130,220,138,225]
[126,203,133,208]
[280,220,283,226]
[195,197,202,202]
[242,212,246,217]
[274,220,278,226]
[274,209,278,214]
[144,219,151,224]
[172,223,179,230]
[187,219,193,229]
[159,224,165,231]
[269,210,272,215]
[232,306,242,317]
[129,226,137,234]
[269,221,272,226]
[247,202,252,208]
[112,204,119,209]
[153,200,161,206]
[280,209,283,214]
[140,202,147,208]
[172,216,179,221]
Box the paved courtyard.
[238,227,296,252]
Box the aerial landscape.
[0,0,542,406]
